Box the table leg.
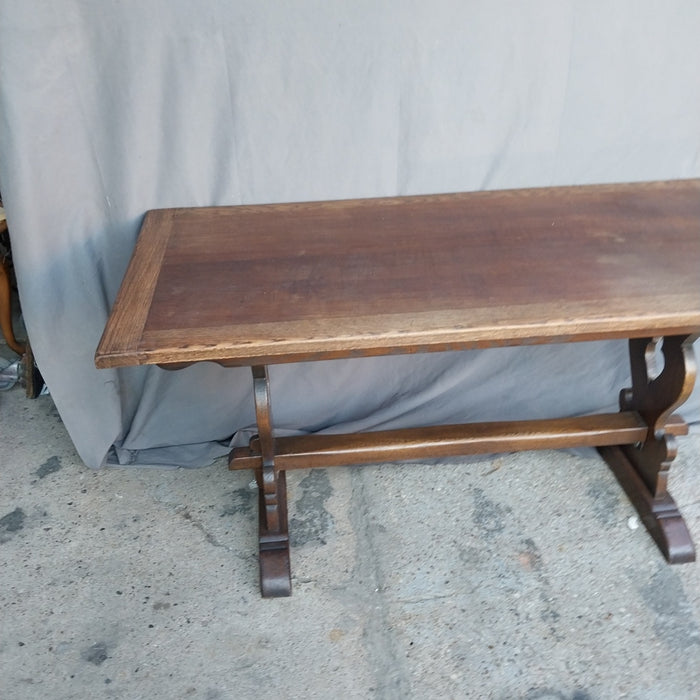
[252,365,292,597]
[600,334,698,563]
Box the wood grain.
[95,210,175,363]
[229,411,656,471]
[95,180,700,368]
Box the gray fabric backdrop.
[0,1,698,468]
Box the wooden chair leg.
[0,258,25,356]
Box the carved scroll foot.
[257,467,292,597]
[599,444,695,563]
[600,334,697,564]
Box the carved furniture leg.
[252,365,292,597]
[0,256,25,356]
[599,335,698,563]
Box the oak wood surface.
[95,179,700,368]
[228,411,691,471]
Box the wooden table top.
[95,179,700,368]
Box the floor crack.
[175,505,234,552]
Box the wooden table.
[96,179,700,597]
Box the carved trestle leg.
[252,365,292,597]
[599,334,698,563]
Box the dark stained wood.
[251,365,291,596]
[256,467,291,598]
[620,336,697,443]
[95,180,700,597]
[230,411,653,471]
[599,444,695,563]
[95,179,700,368]
[598,333,698,563]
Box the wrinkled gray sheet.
[0,1,698,468]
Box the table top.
[95,179,700,368]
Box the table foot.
[257,468,292,597]
[599,444,695,563]
[259,546,291,598]
[598,336,697,564]
[258,469,292,597]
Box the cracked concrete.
[3,383,700,698]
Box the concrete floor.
[3,340,700,699]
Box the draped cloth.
[0,1,698,468]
